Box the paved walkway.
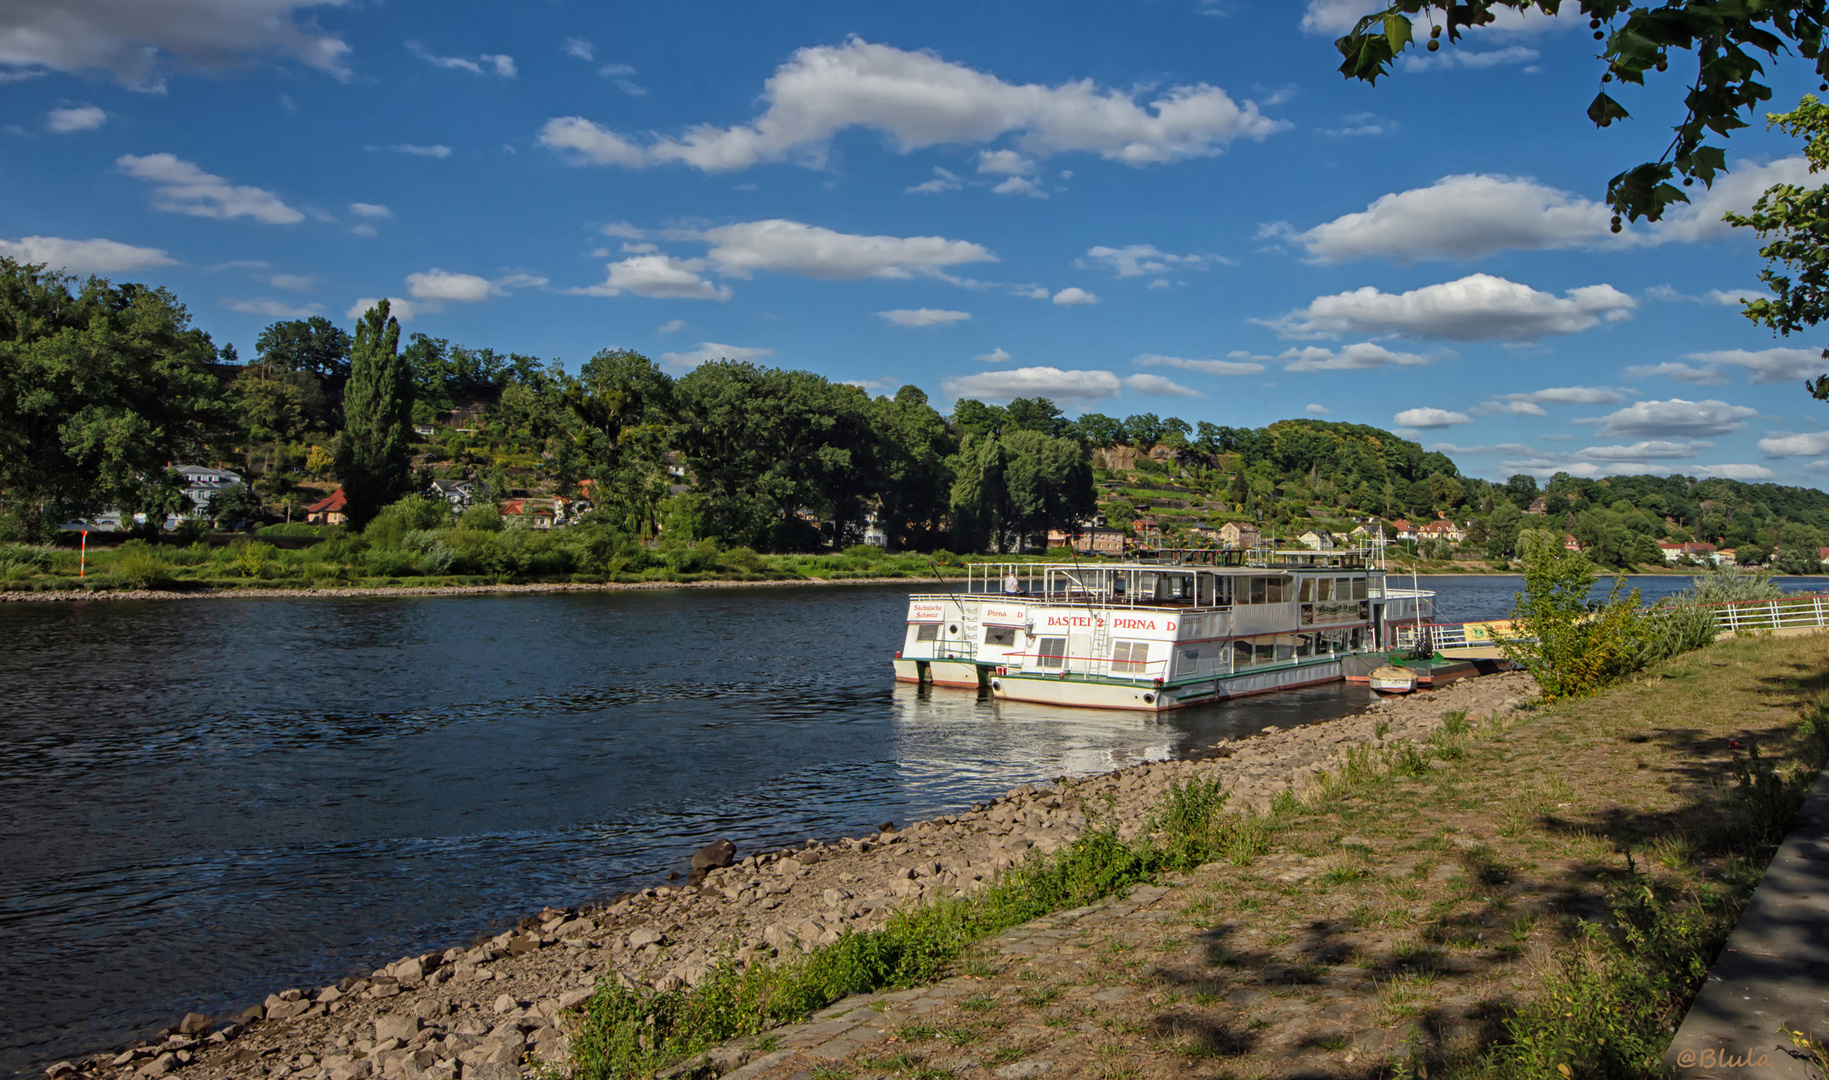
[1666,769,1829,1078]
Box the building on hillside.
[1416,519,1465,544]
[1046,527,1125,555]
[1659,541,1717,563]
[1216,521,1261,548]
[1525,496,1549,515]
[429,478,478,511]
[1563,533,1582,552]
[1818,546,1829,566]
[1349,523,1385,543]
[306,489,347,526]
[1132,517,1161,543]
[1296,529,1335,550]
[1391,519,1417,541]
[174,465,242,521]
[1716,548,1739,567]
[862,516,888,548]
[499,499,556,529]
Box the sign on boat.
[893,543,1435,711]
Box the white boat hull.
[892,658,984,689]
[989,661,1344,712]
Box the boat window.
[1298,578,1312,602]
[1254,636,1277,665]
[1176,647,1200,677]
[1353,577,1369,600]
[1233,639,1255,668]
[1315,578,1331,602]
[914,624,939,642]
[1138,572,1158,599]
[1036,637,1067,668]
[1249,577,1266,604]
[1110,640,1149,674]
[984,626,1016,647]
[1276,634,1297,662]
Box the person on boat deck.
[1003,571,1023,596]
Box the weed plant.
[570,781,1281,1080]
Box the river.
[2,573,1825,1074]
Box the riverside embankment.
[44,672,1536,1080]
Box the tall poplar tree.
[334,300,413,527]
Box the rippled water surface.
[0,585,1377,1076]
[6,573,1824,1075]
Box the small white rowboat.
[1368,665,1417,694]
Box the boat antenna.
[926,559,968,614]
[1063,531,1106,623]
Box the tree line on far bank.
[10,257,1829,569]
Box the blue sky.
[7,0,1829,486]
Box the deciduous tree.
[334,301,413,528]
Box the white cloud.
[598,62,645,97]
[0,235,174,273]
[1124,373,1201,397]
[574,255,731,300]
[974,347,1013,363]
[117,153,303,224]
[1051,286,1098,306]
[1082,244,1209,278]
[906,167,963,195]
[537,117,646,166]
[46,104,106,132]
[1262,273,1634,342]
[877,308,971,327]
[350,223,376,238]
[1134,353,1264,376]
[563,37,593,61]
[1707,288,1762,306]
[1651,157,1813,243]
[1687,347,1827,386]
[1400,45,1539,71]
[537,38,1284,173]
[976,149,1035,175]
[1319,112,1397,137]
[992,175,1045,198]
[1622,360,1729,386]
[658,341,774,372]
[1480,386,1626,414]
[941,365,1122,404]
[369,143,452,158]
[1757,432,1829,457]
[267,273,315,291]
[349,202,392,219]
[220,297,320,318]
[345,296,417,321]
[1277,341,1432,371]
[1694,463,1776,480]
[1294,174,1614,263]
[1305,403,1331,415]
[0,0,353,89]
[600,222,648,240]
[1594,398,1759,438]
[1478,400,1550,417]
[1014,286,1051,300]
[404,269,546,304]
[406,269,495,303]
[704,219,994,281]
[1393,407,1470,429]
[656,319,687,334]
[1430,442,1537,455]
[408,40,515,77]
[1578,441,1704,461]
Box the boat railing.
[1699,592,1829,634]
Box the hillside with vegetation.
[6,259,1829,591]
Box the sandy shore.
[41,672,1536,1080]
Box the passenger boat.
[891,543,1434,711]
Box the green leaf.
[1588,91,1631,127]
[1383,12,1413,54]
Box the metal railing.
[1709,593,1829,634]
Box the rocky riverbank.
[39,672,1535,1080]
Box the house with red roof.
[305,489,347,526]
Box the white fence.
[1391,592,1829,654]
